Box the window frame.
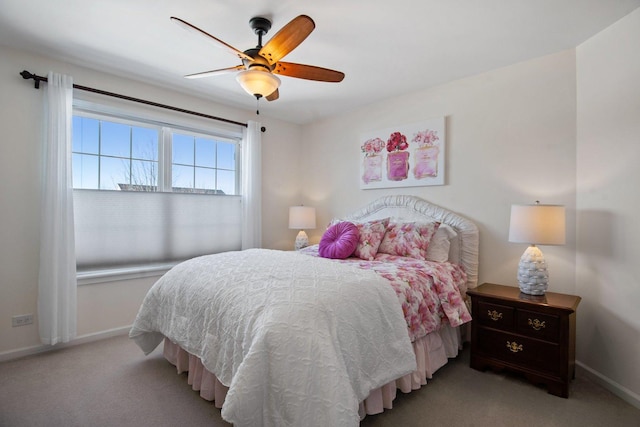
[72,99,244,285]
[72,107,241,195]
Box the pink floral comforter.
[300,246,471,342]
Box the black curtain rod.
[20,70,266,132]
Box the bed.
[129,195,479,426]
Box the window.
[72,106,243,276]
[73,117,158,191]
[171,132,237,195]
[72,114,238,194]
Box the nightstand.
[467,283,581,398]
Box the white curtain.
[38,72,77,345]
[241,121,262,249]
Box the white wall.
[301,50,577,296]
[576,8,640,405]
[0,45,303,356]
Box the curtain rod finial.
[20,70,40,89]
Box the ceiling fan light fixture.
[236,69,280,98]
[173,14,343,103]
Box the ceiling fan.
[171,14,345,103]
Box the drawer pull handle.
[506,341,524,353]
[487,309,503,321]
[528,318,546,330]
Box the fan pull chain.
[256,97,260,115]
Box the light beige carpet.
[0,334,638,427]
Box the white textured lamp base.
[517,245,549,295]
[294,230,309,250]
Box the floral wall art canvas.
[359,118,445,189]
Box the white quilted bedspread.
[129,249,416,427]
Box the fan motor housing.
[242,47,273,71]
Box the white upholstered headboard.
[342,195,479,289]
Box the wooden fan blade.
[266,89,279,101]
[184,65,245,79]
[171,17,253,62]
[273,62,345,82]
[259,15,315,65]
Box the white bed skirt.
[162,323,467,420]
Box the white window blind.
[74,190,242,269]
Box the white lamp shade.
[288,206,316,230]
[509,204,566,245]
[236,69,280,98]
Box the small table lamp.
[508,202,566,295]
[289,206,316,250]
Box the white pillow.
[426,224,457,262]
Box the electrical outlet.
[12,314,34,327]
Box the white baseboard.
[0,326,131,362]
[576,360,640,410]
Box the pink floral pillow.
[318,222,359,259]
[353,218,390,261]
[378,221,441,260]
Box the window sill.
[77,263,177,286]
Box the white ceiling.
[1,0,638,124]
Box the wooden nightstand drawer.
[517,309,560,342]
[477,301,515,330]
[476,328,560,375]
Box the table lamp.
[508,202,566,295]
[289,206,316,250]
